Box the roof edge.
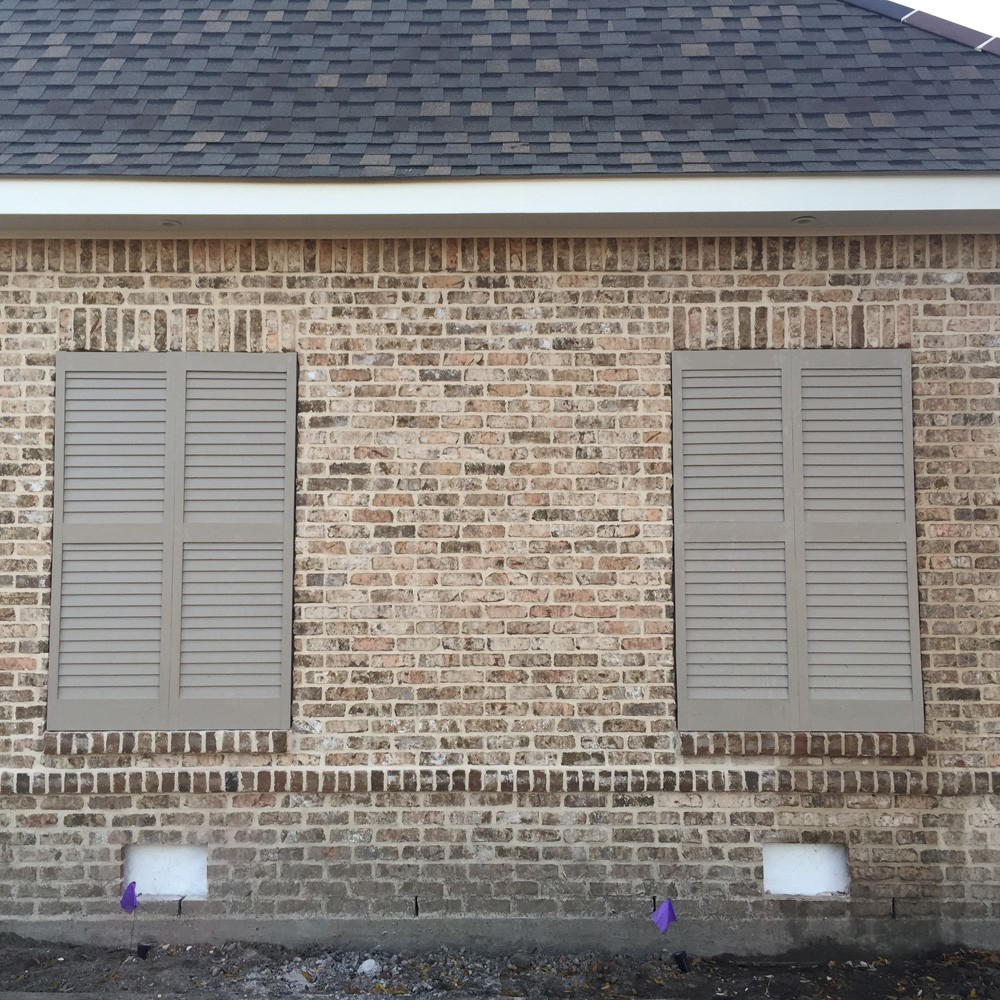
[841,0,999,53]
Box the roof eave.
[2,173,999,238]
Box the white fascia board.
[1,174,999,237]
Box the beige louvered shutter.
[49,354,172,729]
[172,354,296,729]
[49,352,296,732]
[673,349,922,734]
[673,352,798,730]
[796,350,922,732]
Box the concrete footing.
[1,916,993,959]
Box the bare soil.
[2,933,998,998]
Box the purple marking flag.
[651,898,677,934]
[120,881,138,914]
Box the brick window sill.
[43,730,288,756]
[679,732,928,759]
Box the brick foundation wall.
[1,235,998,944]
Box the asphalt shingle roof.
[0,0,998,178]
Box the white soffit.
[1,174,999,237]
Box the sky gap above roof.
[842,0,1000,53]
[0,0,997,180]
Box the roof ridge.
[841,0,1000,55]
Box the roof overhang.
[2,174,1000,237]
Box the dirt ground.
[2,934,999,999]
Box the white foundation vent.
[123,844,209,900]
[762,843,849,896]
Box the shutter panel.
[172,356,296,729]
[798,352,922,732]
[674,349,922,734]
[62,370,169,523]
[805,542,915,701]
[49,355,172,730]
[49,352,296,732]
[801,365,908,520]
[183,368,290,521]
[683,541,790,700]
[54,543,164,699]
[179,543,285,700]
[679,367,785,521]
[673,352,798,730]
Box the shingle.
[0,0,997,178]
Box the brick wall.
[1,235,998,947]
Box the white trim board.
[1,174,1000,237]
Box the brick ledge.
[40,730,925,761]
[42,730,288,756]
[679,732,928,759]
